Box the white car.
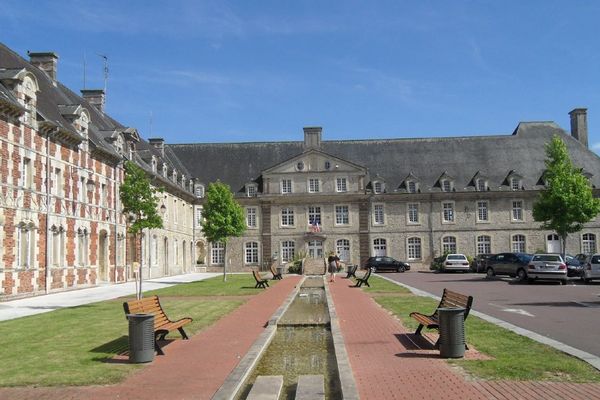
[440,254,470,272]
[527,254,568,285]
[583,254,600,283]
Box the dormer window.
[407,181,418,193]
[373,181,383,194]
[441,179,452,192]
[195,184,205,198]
[476,179,487,192]
[79,111,89,138]
[510,177,521,191]
[172,170,177,183]
[247,184,257,197]
[162,164,168,178]
[19,75,38,128]
[151,157,157,173]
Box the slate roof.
[168,122,600,194]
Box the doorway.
[546,234,561,253]
[307,240,323,258]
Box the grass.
[372,289,600,383]
[0,273,266,387]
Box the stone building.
[0,44,197,300]
[169,119,600,271]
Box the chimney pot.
[28,51,59,82]
[148,138,165,156]
[569,108,588,148]
[303,126,322,149]
[81,89,106,113]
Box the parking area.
[384,270,600,358]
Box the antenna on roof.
[97,53,109,95]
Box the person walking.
[328,255,339,282]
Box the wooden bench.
[123,295,192,355]
[409,288,473,348]
[354,267,372,287]
[345,264,358,279]
[269,262,282,280]
[253,269,269,288]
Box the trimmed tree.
[120,161,164,299]
[201,181,246,281]
[533,135,600,259]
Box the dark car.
[364,256,410,272]
[564,254,584,278]
[471,254,493,273]
[486,252,533,280]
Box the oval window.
[297,161,305,171]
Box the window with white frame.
[195,207,203,226]
[281,240,295,262]
[211,241,225,264]
[77,228,89,267]
[281,179,292,194]
[335,205,349,225]
[50,226,64,267]
[373,204,384,225]
[442,202,454,222]
[407,237,422,260]
[151,235,158,266]
[336,177,348,192]
[21,157,32,189]
[308,178,320,193]
[407,203,419,224]
[441,179,452,192]
[373,238,387,256]
[477,201,489,222]
[407,180,417,193]
[512,234,526,253]
[195,184,204,198]
[17,223,35,268]
[373,181,383,194]
[246,184,257,197]
[582,233,597,254]
[117,234,125,266]
[442,236,457,254]
[512,200,523,221]
[174,239,179,266]
[476,179,487,192]
[477,235,491,254]
[52,168,62,197]
[245,242,259,264]
[100,183,107,207]
[173,200,178,225]
[308,206,321,225]
[510,177,521,191]
[336,239,350,262]
[281,207,294,226]
[78,177,86,203]
[246,207,257,228]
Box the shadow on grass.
[90,335,179,363]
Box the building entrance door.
[307,240,323,258]
[546,234,561,253]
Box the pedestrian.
[328,255,338,282]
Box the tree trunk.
[560,234,567,262]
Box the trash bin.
[277,266,284,276]
[437,307,466,358]
[127,313,155,363]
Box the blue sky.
[1,0,600,151]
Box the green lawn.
[374,293,600,383]
[0,274,266,387]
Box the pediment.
[263,149,366,175]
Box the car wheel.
[398,266,406,273]
[517,269,527,281]
[485,268,495,279]
[527,277,534,284]
[584,278,590,284]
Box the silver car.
[440,254,470,272]
[527,254,568,285]
[583,254,600,283]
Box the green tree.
[201,181,246,281]
[533,135,600,258]
[120,161,164,299]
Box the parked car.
[486,253,533,280]
[583,254,600,283]
[364,256,410,272]
[440,254,470,272]
[527,253,568,285]
[471,254,493,273]
[564,254,584,278]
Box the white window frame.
[407,237,422,260]
[477,235,491,255]
[373,238,387,256]
[308,178,320,193]
[151,235,158,266]
[442,236,457,254]
[281,240,295,262]
[245,242,259,264]
[281,179,292,194]
[511,199,524,222]
[373,181,383,194]
[281,207,295,227]
[407,203,419,224]
[308,206,321,226]
[582,233,597,254]
[476,179,487,192]
[211,241,225,265]
[373,203,385,225]
[21,157,32,189]
[195,184,205,198]
[52,167,62,197]
[335,205,350,225]
[442,201,455,223]
[441,179,452,192]
[511,177,521,191]
[195,207,203,226]
[246,184,257,197]
[407,180,418,193]
[511,234,526,253]
[336,177,348,193]
[246,207,257,228]
[336,239,351,262]
[477,200,489,222]
[18,223,35,268]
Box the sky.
[1,0,600,151]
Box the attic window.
[407,181,417,193]
[476,179,487,192]
[162,164,168,178]
[373,181,383,194]
[510,177,521,191]
[247,184,257,197]
[195,184,205,198]
[441,179,452,192]
[79,112,89,138]
[151,157,157,173]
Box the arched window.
[50,225,65,267]
[336,239,350,262]
[442,236,457,254]
[407,237,421,260]
[174,239,179,266]
[373,238,387,256]
[245,242,259,264]
[582,233,597,254]
[407,180,418,193]
[17,222,36,268]
[211,241,225,265]
[477,235,491,255]
[77,228,89,267]
[512,234,526,253]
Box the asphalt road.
[384,271,600,357]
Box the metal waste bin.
[277,266,284,276]
[127,313,155,363]
[437,307,466,358]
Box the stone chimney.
[28,51,59,82]
[81,89,106,113]
[569,108,588,148]
[303,126,322,150]
[148,138,165,156]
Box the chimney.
[28,51,59,82]
[148,138,165,156]
[303,126,322,150]
[569,108,588,148]
[81,89,106,113]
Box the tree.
[201,181,246,281]
[533,135,600,259]
[120,161,164,299]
